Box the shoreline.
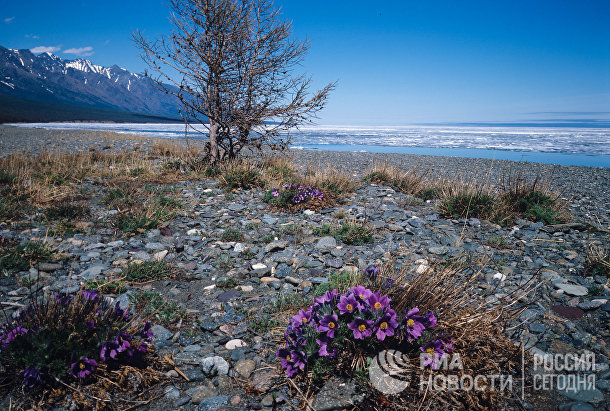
[1,124,608,226]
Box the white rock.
[493,272,507,282]
[204,284,216,291]
[225,339,247,350]
[153,250,168,261]
[234,243,246,253]
[237,285,254,292]
[303,210,315,216]
[251,263,267,270]
[187,229,205,236]
[415,264,429,274]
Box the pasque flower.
[420,339,449,369]
[348,317,374,339]
[337,293,359,314]
[375,310,398,341]
[23,367,42,388]
[403,307,426,341]
[70,357,98,378]
[318,313,339,338]
[367,291,390,312]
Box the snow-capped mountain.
[0,46,181,118]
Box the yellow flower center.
[80,363,85,370]
[328,322,335,329]
[374,302,382,310]
[286,355,291,362]
[407,319,415,327]
[346,304,353,311]
[380,322,388,330]
[358,324,366,332]
[302,317,307,323]
[426,348,435,355]
[359,294,365,299]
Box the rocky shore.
[0,125,608,410]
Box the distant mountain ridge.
[0,46,182,121]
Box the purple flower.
[403,307,426,342]
[385,277,394,288]
[277,348,306,377]
[70,357,98,378]
[318,313,339,338]
[316,336,336,357]
[100,341,118,361]
[350,286,372,304]
[55,293,72,305]
[113,302,130,321]
[141,321,153,339]
[420,339,448,369]
[81,289,98,301]
[364,266,379,279]
[348,317,374,339]
[375,310,398,341]
[337,294,359,315]
[23,367,42,388]
[314,290,339,305]
[85,320,96,330]
[115,333,132,353]
[2,326,28,348]
[367,291,390,312]
[291,309,312,329]
[424,311,437,328]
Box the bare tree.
[134,0,334,163]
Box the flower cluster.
[277,286,443,377]
[0,289,154,388]
[265,183,324,208]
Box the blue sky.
[1,0,609,125]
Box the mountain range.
[0,46,182,123]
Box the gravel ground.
[1,124,608,227]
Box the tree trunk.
[208,121,219,163]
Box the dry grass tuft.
[359,255,535,410]
[303,164,358,196]
[363,161,428,195]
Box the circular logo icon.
[369,349,412,394]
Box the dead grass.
[363,161,428,195]
[359,255,536,410]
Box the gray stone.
[274,263,292,279]
[428,246,448,255]
[132,251,151,261]
[251,369,278,392]
[114,293,131,310]
[569,403,594,411]
[164,386,181,400]
[191,386,218,405]
[265,240,288,253]
[151,325,172,342]
[556,283,588,296]
[145,242,168,251]
[201,356,229,376]
[325,258,343,269]
[195,395,229,411]
[217,290,240,302]
[79,264,107,280]
[557,387,604,403]
[311,377,364,411]
[315,236,337,250]
[234,359,256,378]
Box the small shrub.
[85,279,128,294]
[585,245,610,277]
[102,186,133,209]
[45,202,90,221]
[0,171,16,185]
[130,290,186,325]
[116,214,159,233]
[270,293,309,313]
[487,235,507,248]
[313,224,333,237]
[123,261,174,282]
[217,255,234,271]
[587,284,605,296]
[332,221,374,245]
[258,233,275,244]
[218,162,262,190]
[216,277,238,288]
[155,196,182,209]
[0,289,152,389]
[129,167,146,177]
[442,193,496,219]
[250,315,281,334]
[416,187,441,201]
[314,271,363,297]
[221,228,244,242]
[0,242,54,274]
[0,192,29,221]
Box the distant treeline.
[0,95,183,124]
